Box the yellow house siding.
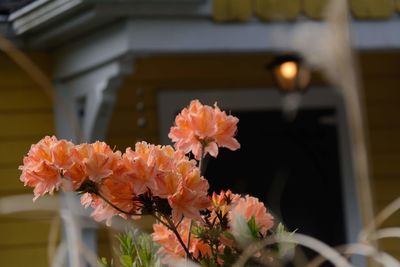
[350,0,394,19]
[302,0,329,20]
[0,51,55,267]
[0,246,48,267]
[254,0,301,21]
[362,52,400,258]
[213,0,253,22]
[212,0,396,21]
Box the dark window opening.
[204,109,346,266]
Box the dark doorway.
[204,108,346,261]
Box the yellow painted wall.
[0,51,55,267]
[362,52,400,258]
[212,0,394,21]
[107,53,400,259]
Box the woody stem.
[96,191,195,261]
[198,145,206,175]
[186,144,205,261]
[96,192,141,216]
[151,213,173,231]
[164,216,198,263]
[186,220,193,256]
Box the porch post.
[53,56,134,267]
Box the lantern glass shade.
[269,55,311,93]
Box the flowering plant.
[19,100,290,266]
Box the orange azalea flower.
[122,142,182,195]
[70,142,121,184]
[169,184,209,222]
[23,161,62,201]
[182,167,209,194]
[175,159,197,177]
[86,142,121,183]
[150,144,186,172]
[156,157,209,222]
[174,161,209,221]
[51,139,74,169]
[168,100,240,160]
[153,171,180,198]
[80,193,118,226]
[214,106,241,151]
[24,136,56,164]
[229,195,274,236]
[79,173,140,226]
[153,151,205,203]
[152,218,211,260]
[63,162,87,190]
[152,222,185,259]
[122,146,158,195]
[123,142,199,200]
[99,177,139,217]
[211,190,241,218]
[19,136,64,200]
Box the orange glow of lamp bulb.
[279,61,298,80]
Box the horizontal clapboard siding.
[0,220,54,247]
[213,0,395,21]
[0,89,53,111]
[0,51,55,267]
[0,245,48,267]
[0,113,54,138]
[363,52,400,258]
[0,168,30,195]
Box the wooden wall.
[361,52,400,258]
[212,0,396,21]
[0,51,55,266]
[107,52,400,259]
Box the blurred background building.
[0,0,399,266]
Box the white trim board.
[52,17,400,80]
[157,87,364,266]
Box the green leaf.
[102,230,162,267]
[222,231,235,241]
[219,246,238,267]
[276,223,297,260]
[120,255,133,267]
[99,257,114,267]
[247,216,261,239]
[199,257,219,267]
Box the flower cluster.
[169,100,240,160]
[20,138,209,226]
[152,190,274,265]
[20,99,276,266]
[153,218,212,260]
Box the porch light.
[268,54,311,93]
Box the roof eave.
[8,0,209,35]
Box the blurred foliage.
[100,230,162,267]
